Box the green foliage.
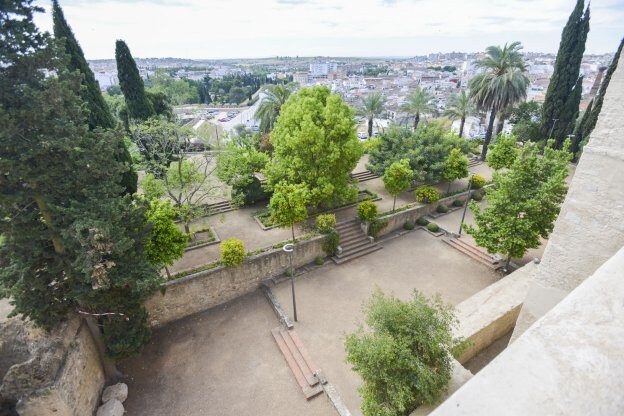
[357,201,378,222]
[400,87,435,130]
[0,11,160,359]
[540,0,590,145]
[471,175,486,189]
[415,186,440,204]
[360,91,386,137]
[115,40,154,120]
[427,222,440,232]
[442,148,469,186]
[472,192,483,202]
[345,290,463,416]
[264,86,363,208]
[403,221,415,230]
[486,135,518,169]
[316,214,337,234]
[468,42,529,159]
[146,69,199,105]
[362,136,381,154]
[368,124,471,183]
[383,159,413,211]
[368,219,389,238]
[465,141,572,266]
[256,84,294,133]
[416,217,429,226]
[220,238,245,267]
[323,231,340,256]
[315,256,325,266]
[141,173,166,200]
[453,199,464,207]
[144,199,187,268]
[436,204,448,213]
[269,182,309,239]
[510,101,541,125]
[444,90,476,138]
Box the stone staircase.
[332,219,382,264]
[443,236,502,270]
[205,200,236,216]
[468,158,482,168]
[350,170,379,182]
[271,327,325,399]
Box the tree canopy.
[383,159,413,211]
[444,90,475,138]
[360,91,386,138]
[268,182,309,243]
[115,39,155,120]
[486,134,518,170]
[400,87,435,130]
[264,86,362,208]
[256,84,294,133]
[442,148,469,192]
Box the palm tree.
[444,90,476,138]
[468,42,529,160]
[256,84,293,133]
[360,92,386,138]
[400,87,435,131]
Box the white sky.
[33,0,623,59]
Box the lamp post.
[548,118,559,139]
[283,243,297,322]
[458,173,474,236]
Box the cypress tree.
[115,40,155,120]
[540,0,590,146]
[572,98,592,155]
[53,1,137,195]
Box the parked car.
[373,130,379,137]
[358,132,368,139]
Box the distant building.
[310,62,338,77]
[293,72,309,85]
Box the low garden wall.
[376,189,482,238]
[146,235,326,327]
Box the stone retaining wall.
[146,235,326,327]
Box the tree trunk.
[392,196,396,212]
[447,181,452,194]
[459,117,465,138]
[368,118,373,138]
[413,113,420,130]
[184,222,191,235]
[291,223,295,244]
[85,317,122,381]
[505,254,512,271]
[33,193,65,254]
[496,115,505,137]
[480,107,497,161]
[164,266,171,279]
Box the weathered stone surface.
[102,383,128,403]
[96,399,124,416]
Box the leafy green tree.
[539,0,590,145]
[465,141,572,269]
[469,42,530,160]
[256,84,293,133]
[0,4,160,359]
[345,289,465,416]
[268,182,309,243]
[509,101,542,143]
[216,135,269,205]
[444,90,475,137]
[144,199,187,279]
[400,87,435,130]
[442,148,469,193]
[383,159,413,211]
[486,134,518,170]
[360,91,386,138]
[132,118,189,175]
[146,69,199,105]
[576,37,623,155]
[221,238,245,267]
[52,0,137,195]
[115,39,155,120]
[264,86,362,208]
[146,90,174,121]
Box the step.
[333,244,382,264]
[341,239,374,252]
[450,238,498,264]
[339,233,367,245]
[442,239,500,270]
[336,241,378,257]
[468,159,482,167]
[447,239,496,265]
[337,229,363,239]
[336,220,358,230]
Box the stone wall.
[146,235,326,327]
[376,189,482,238]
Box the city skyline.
[34,0,623,60]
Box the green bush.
[427,222,440,232]
[416,217,429,226]
[323,231,340,256]
[314,256,325,266]
[415,185,440,204]
[368,218,389,238]
[316,214,337,234]
[472,192,483,202]
[403,221,415,230]
[357,201,378,222]
[471,174,486,189]
[436,204,448,213]
[220,238,245,267]
[452,199,464,207]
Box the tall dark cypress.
[540,0,590,146]
[115,40,154,120]
[572,98,592,155]
[52,1,137,195]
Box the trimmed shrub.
[416,217,429,226]
[452,199,464,207]
[368,218,389,238]
[404,221,415,230]
[220,238,245,267]
[357,201,378,222]
[316,214,337,234]
[436,204,448,214]
[471,174,486,189]
[472,192,483,202]
[427,222,440,232]
[314,256,325,266]
[323,231,340,256]
[415,185,440,204]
